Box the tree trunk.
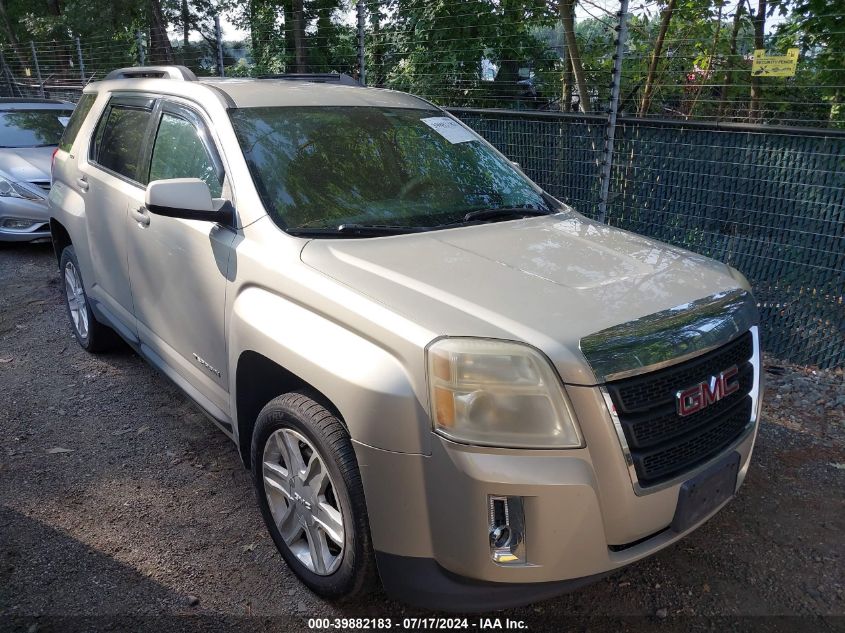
[559,0,589,113]
[0,0,26,68]
[719,1,745,118]
[181,0,190,46]
[639,0,677,116]
[148,0,174,64]
[291,0,306,72]
[749,0,766,122]
[562,51,573,112]
[370,1,383,86]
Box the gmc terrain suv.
[49,66,763,610]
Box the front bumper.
[354,385,758,611]
[0,197,50,242]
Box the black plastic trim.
[374,552,609,612]
[147,200,234,226]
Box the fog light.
[488,495,525,564]
[1,217,38,230]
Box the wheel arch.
[49,218,72,266]
[229,286,431,460]
[235,350,343,468]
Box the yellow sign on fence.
[752,48,799,77]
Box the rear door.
[126,99,236,419]
[79,95,155,332]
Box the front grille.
[607,331,754,486]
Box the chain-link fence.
[1,1,843,368]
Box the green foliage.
[382,0,557,107]
[0,0,838,125]
[772,0,844,125]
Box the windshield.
[0,109,72,148]
[229,106,555,233]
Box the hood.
[0,146,53,182]
[300,213,743,384]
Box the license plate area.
[671,452,740,533]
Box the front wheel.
[251,392,377,599]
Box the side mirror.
[146,178,233,225]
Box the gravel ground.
[1,241,843,633]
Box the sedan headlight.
[0,175,42,200]
[427,338,583,449]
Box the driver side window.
[149,111,222,198]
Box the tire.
[60,245,118,353]
[251,392,377,600]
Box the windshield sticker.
[421,117,478,144]
[58,116,70,127]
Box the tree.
[0,0,26,67]
[639,0,677,115]
[291,0,306,71]
[719,0,746,117]
[559,0,590,112]
[686,0,723,118]
[369,0,384,85]
[749,0,766,121]
[775,0,845,125]
[148,0,174,63]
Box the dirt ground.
[1,241,843,633]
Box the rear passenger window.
[149,112,222,197]
[92,105,152,182]
[59,93,96,152]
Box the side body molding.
[229,286,431,455]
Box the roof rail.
[104,66,198,81]
[256,73,360,87]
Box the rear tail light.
[51,147,59,182]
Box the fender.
[229,285,432,455]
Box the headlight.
[0,175,42,200]
[427,338,583,449]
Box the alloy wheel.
[262,428,345,575]
[64,260,89,340]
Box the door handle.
[76,177,89,192]
[130,206,151,227]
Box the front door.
[126,100,236,419]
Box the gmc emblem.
[676,365,740,417]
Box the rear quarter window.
[59,93,97,152]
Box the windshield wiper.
[287,223,430,237]
[462,207,554,223]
